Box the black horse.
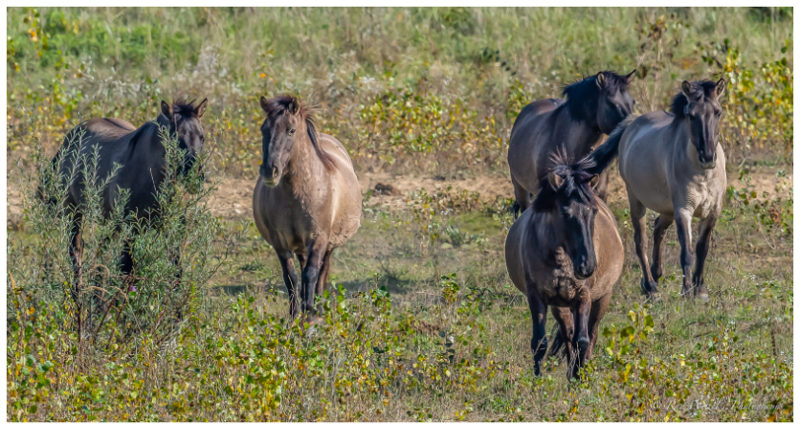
[46,98,208,279]
[507,70,636,214]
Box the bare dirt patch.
[7,165,792,225]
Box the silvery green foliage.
[20,125,219,348]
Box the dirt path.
[7,165,792,225]
[205,165,791,220]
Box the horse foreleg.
[68,218,84,302]
[674,210,695,298]
[650,214,673,285]
[301,239,328,316]
[629,196,657,296]
[586,294,611,361]
[549,306,574,362]
[570,289,592,379]
[526,290,547,376]
[692,215,717,301]
[594,170,610,202]
[277,251,300,319]
[315,250,332,305]
[511,176,532,216]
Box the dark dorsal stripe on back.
[263,95,334,170]
[533,149,597,212]
[669,80,720,119]
[562,71,630,121]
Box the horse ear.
[681,81,693,98]
[714,78,726,98]
[595,72,606,88]
[195,98,208,118]
[161,100,172,117]
[625,69,636,83]
[260,96,270,113]
[290,99,300,114]
[547,171,564,190]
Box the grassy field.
[6,7,793,421]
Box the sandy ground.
[7,165,792,226]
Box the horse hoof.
[640,278,658,296]
[696,292,710,303]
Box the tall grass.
[7,7,793,176]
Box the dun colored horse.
[505,146,624,379]
[608,79,727,300]
[253,95,362,319]
[507,70,635,214]
[49,98,208,276]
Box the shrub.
[10,125,218,349]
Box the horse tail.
[587,115,634,175]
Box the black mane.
[669,80,719,119]
[533,149,597,212]
[172,98,201,118]
[562,71,630,120]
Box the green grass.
[7,174,792,421]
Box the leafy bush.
[10,125,218,349]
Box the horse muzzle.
[260,165,281,187]
[697,148,716,169]
[699,154,716,169]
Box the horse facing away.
[607,79,726,300]
[253,95,362,320]
[504,145,624,379]
[48,98,208,277]
[507,70,635,214]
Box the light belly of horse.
[632,188,674,215]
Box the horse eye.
[288,128,296,135]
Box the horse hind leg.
[692,216,717,301]
[650,214,673,285]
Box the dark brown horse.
[253,95,361,320]
[507,70,635,214]
[47,98,208,276]
[505,145,624,379]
